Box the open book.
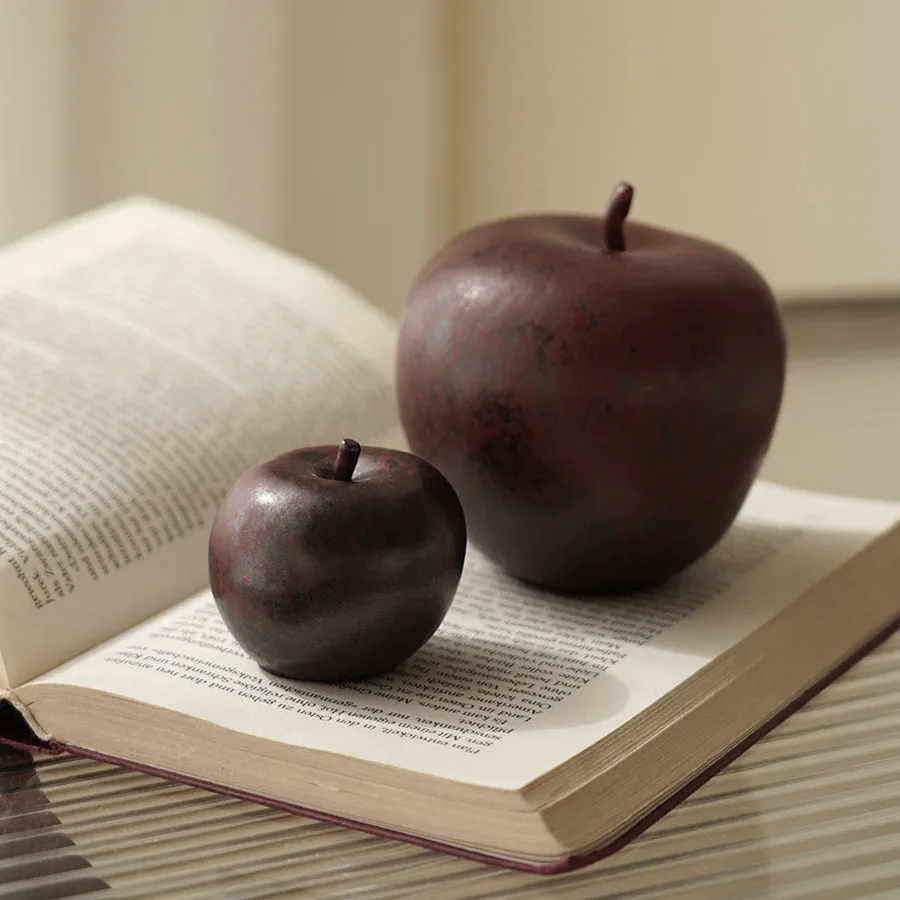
[2,199,900,875]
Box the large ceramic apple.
[395,182,786,594]
[208,439,467,681]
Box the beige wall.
[761,305,900,501]
[0,0,445,318]
[0,3,69,244]
[448,0,900,304]
[6,1,900,315]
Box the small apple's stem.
[603,182,634,252]
[333,438,361,481]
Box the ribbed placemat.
[3,629,898,900]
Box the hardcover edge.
[2,612,898,877]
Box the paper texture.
[0,199,401,687]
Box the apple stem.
[333,438,361,481]
[603,182,634,252]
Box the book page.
[27,481,900,788]
[0,199,400,688]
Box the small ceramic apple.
[208,439,467,681]
[395,182,786,594]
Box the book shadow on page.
[316,630,632,737]
[228,517,857,749]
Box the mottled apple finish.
[395,211,787,594]
[208,445,467,681]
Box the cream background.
[447,0,900,304]
[0,0,445,317]
[4,1,900,313]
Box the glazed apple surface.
[209,439,467,681]
[396,183,786,593]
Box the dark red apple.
[208,439,467,681]
[395,182,786,594]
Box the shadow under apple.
[340,513,850,742]
[354,629,631,740]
